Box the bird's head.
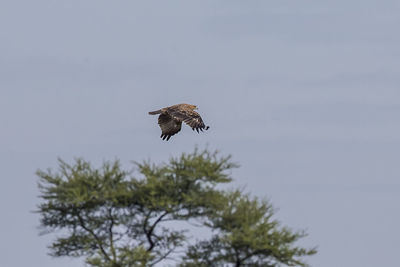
[187,104,198,110]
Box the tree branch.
[149,246,175,266]
[145,211,170,252]
[107,207,117,262]
[143,211,154,251]
[234,247,242,267]
[77,212,112,263]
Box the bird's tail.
[148,110,162,115]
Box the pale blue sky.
[1,1,400,266]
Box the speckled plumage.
[148,103,210,141]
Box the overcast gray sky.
[1,1,400,266]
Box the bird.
[148,103,210,141]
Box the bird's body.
[148,103,209,141]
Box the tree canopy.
[37,149,316,267]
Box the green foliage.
[181,191,316,267]
[37,149,316,267]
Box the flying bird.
[148,103,210,141]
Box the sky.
[1,0,400,266]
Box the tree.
[37,149,316,267]
[181,191,315,267]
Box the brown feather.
[149,103,209,141]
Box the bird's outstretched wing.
[166,107,209,133]
[158,113,182,141]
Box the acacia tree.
[181,191,315,267]
[37,149,316,267]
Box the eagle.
[148,103,210,141]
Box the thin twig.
[77,213,112,263]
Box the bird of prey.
[148,103,210,141]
